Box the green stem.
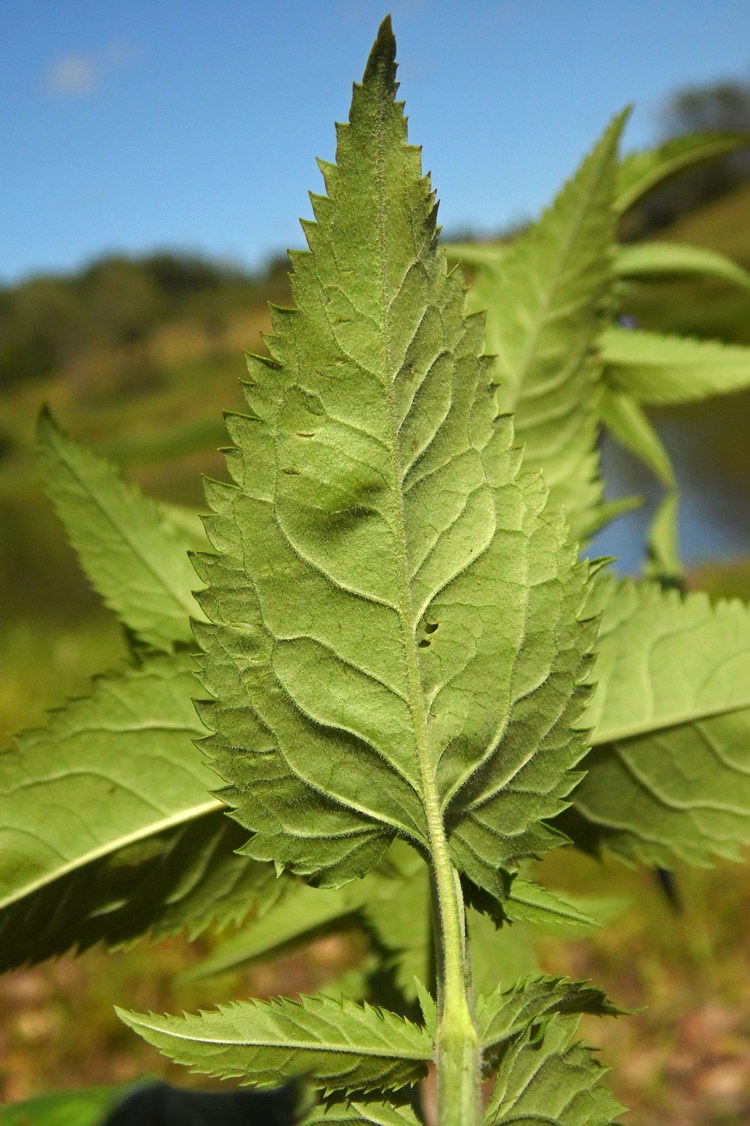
[430,846,481,1125]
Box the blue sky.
[2,0,749,284]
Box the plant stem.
[430,854,481,1125]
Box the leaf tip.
[363,15,397,91]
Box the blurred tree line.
[0,252,290,389]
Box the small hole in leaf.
[425,621,439,634]
[282,467,301,476]
[297,431,316,438]
[418,639,430,648]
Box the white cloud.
[44,41,140,99]
[47,53,97,97]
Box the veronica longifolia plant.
[4,16,750,1126]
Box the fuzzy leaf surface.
[484,1015,623,1125]
[601,325,750,404]
[0,654,277,967]
[37,409,205,650]
[572,579,750,865]
[118,995,432,1093]
[614,131,749,215]
[463,118,623,538]
[196,21,594,895]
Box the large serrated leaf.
[194,17,594,899]
[601,325,750,404]
[117,994,432,1094]
[615,131,749,215]
[484,1015,624,1125]
[37,408,205,650]
[463,116,624,539]
[570,579,750,866]
[0,654,277,968]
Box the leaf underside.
[117,994,432,1094]
[463,115,624,540]
[0,655,277,969]
[36,408,205,651]
[569,578,750,866]
[194,16,595,899]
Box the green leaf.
[0,1084,139,1126]
[0,654,277,968]
[194,15,595,898]
[601,325,750,404]
[504,879,600,933]
[477,975,619,1056]
[484,1015,624,1125]
[181,879,367,983]
[469,910,538,999]
[305,1100,423,1125]
[615,241,750,289]
[600,387,675,487]
[37,408,205,651]
[464,116,625,538]
[573,579,750,865]
[362,842,431,1001]
[443,242,509,270]
[117,994,432,1094]
[644,492,683,584]
[615,131,749,215]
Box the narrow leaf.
[443,241,509,270]
[181,880,366,983]
[37,408,205,651]
[600,387,675,487]
[117,994,432,1094]
[484,1015,624,1125]
[615,131,749,215]
[505,879,600,933]
[463,116,625,538]
[0,655,277,968]
[195,17,595,899]
[615,241,750,289]
[574,579,750,865]
[601,324,750,404]
[305,1100,423,1125]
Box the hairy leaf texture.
[37,409,206,651]
[614,131,749,216]
[601,325,750,404]
[117,994,432,1094]
[460,116,624,540]
[195,19,595,895]
[483,1015,624,1125]
[0,655,277,968]
[570,579,750,866]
